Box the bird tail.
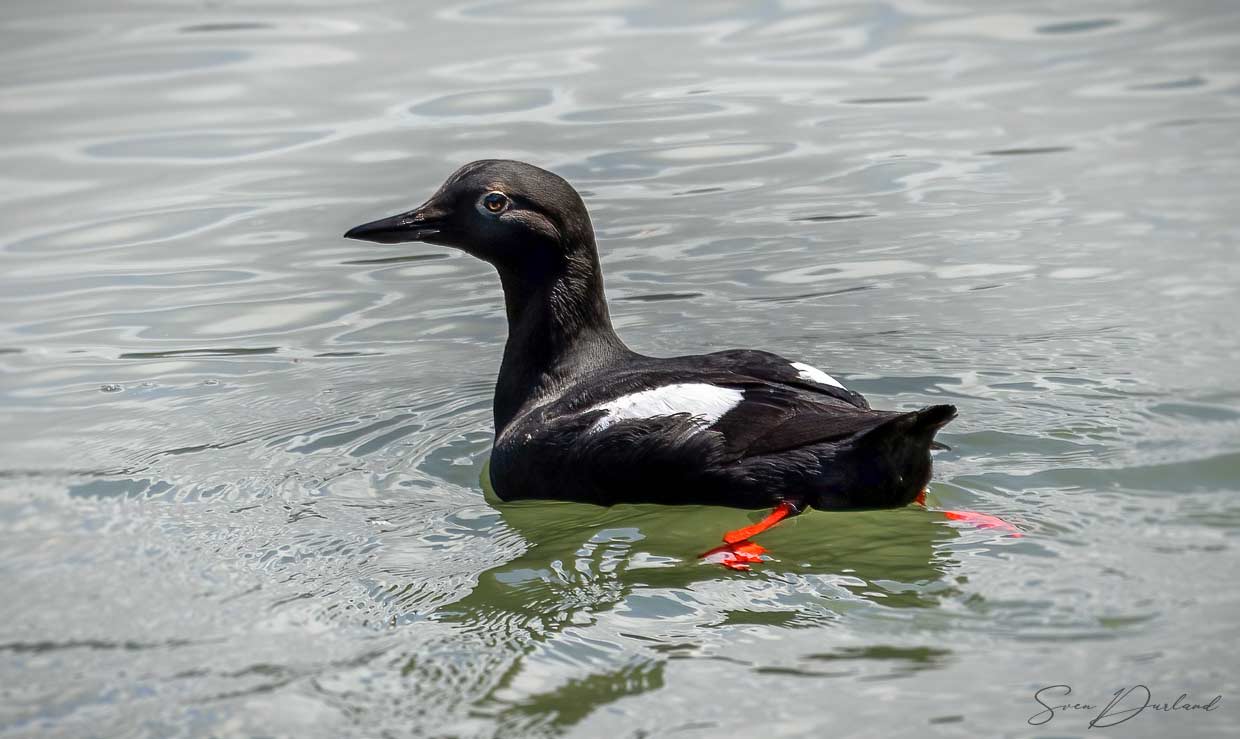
[858,404,957,453]
[844,404,957,507]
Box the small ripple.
[180,22,274,34]
[840,96,929,105]
[981,146,1074,156]
[807,645,951,673]
[409,88,553,117]
[561,101,726,123]
[429,48,599,82]
[1128,76,1207,92]
[4,206,254,255]
[68,477,174,499]
[961,451,1240,495]
[5,49,248,88]
[140,17,359,39]
[118,347,280,360]
[561,141,796,181]
[1035,18,1121,35]
[341,254,451,266]
[934,264,1033,279]
[0,638,196,653]
[82,129,330,162]
[794,213,876,222]
[767,260,927,285]
[1047,267,1114,280]
[921,12,1155,41]
[616,293,703,303]
[1077,73,1235,99]
[1149,402,1240,423]
[222,230,305,246]
[743,284,877,304]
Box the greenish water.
[2,1,1238,737]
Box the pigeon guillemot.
[345,160,1016,564]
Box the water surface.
[2,1,1239,737]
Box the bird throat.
[492,249,628,433]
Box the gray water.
[2,1,1239,737]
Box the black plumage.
[345,160,955,512]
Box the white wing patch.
[791,361,845,389]
[586,383,744,433]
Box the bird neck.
[493,247,629,433]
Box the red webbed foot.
[915,489,1022,536]
[943,509,1022,535]
[701,502,800,570]
[700,540,768,571]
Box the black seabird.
[345,160,1015,565]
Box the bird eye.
[481,192,508,213]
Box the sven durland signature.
[1029,684,1222,728]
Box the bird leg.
[722,501,800,544]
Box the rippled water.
[2,1,1239,737]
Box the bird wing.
[690,349,870,410]
[702,381,896,460]
[558,358,892,463]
